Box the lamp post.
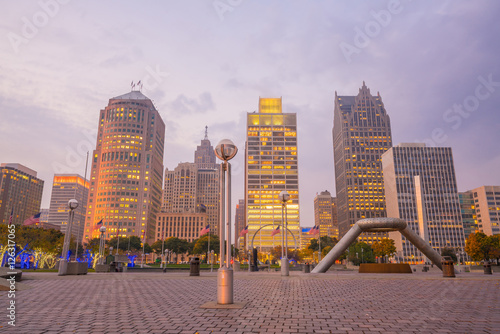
[361,247,364,264]
[248,250,251,272]
[160,226,166,269]
[279,191,290,276]
[211,250,214,272]
[99,226,107,265]
[58,199,79,276]
[214,139,237,304]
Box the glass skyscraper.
[84,90,165,244]
[245,97,300,251]
[333,83,392,243]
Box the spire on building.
[204,126,208,140]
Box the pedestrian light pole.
[58,199,79,276]
[214,139,237,305]
[279,191,290,276]
[99,226,107,265]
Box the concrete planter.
[66,262,88,275]
[95,264,110,273]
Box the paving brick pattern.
[0,271,499,333]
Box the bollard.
[441,256,455,278]
[303,263,310,274]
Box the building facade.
[194,126,217,169]
[468,186,500,236]
[333,83,392,243]
[234,199,246,249]
[459,191,478,239]
[382,143,465,263]
[162,162,219,236]
[245,97,300,251]
[0,163,44,225]
[313,190,339,239]
[84,90,165,244]
[48,174,89,238]
[156,212,208,243]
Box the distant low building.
[0,163,44,225]
[467,186,500,236]
[48,174,89,238]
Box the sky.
[1,1,499,228]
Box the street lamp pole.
[279,191,290,277]
[214,139,237,305]
[161,223,166,269]
[361,247,364,264]
[99,226,107,265]
[58,199,79,276]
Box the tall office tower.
[0,163,44,225]
[245,97,300,252]
[234,199,246,249]
[163,163,198,213]
[468,186,500,236]
[459,192,478,239]
[333,83,392,243]
[194,126,217,169]
[196,168,219,235]
[313,191,339,239]
[162,162,220,235]
[84,90,165,244]
[382,143,465,263]
[48,174,89,238]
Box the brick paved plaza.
[1,270,499,334]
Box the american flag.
[200,224,210,236]
[239,225,249,237]
[141,230,146,240]
[308,225,320,235]
[271,225,281,237]
[96,219,103,227]
[9,209,13,225]
[23,212,41,226]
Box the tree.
[345,241,375,265]
[307,236,337,252]
[371,239,397,259]
[164,237,190,263]
[84,238,101,253]
[105,236,142,253]
[192,234,219,262]
[440,247,458,263]
[465,232,500,262]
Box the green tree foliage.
[143,243,153,254]
[440,247,458,263]
[192,234,219,260]
[344,241,375,265]
[465,232,500,261]
[84,238,101,253]
[164,237,190,262]
[0,225,65,255]
[371,238,397,258]
[105,236,142,253]
[307,236,338,252]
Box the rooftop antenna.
[204,125,208,140]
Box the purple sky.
[1,1,499,227]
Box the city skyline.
[1,2,500,226]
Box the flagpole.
[208,231,210,264]
[318,226,321,263]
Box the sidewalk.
[1,270,499,333]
